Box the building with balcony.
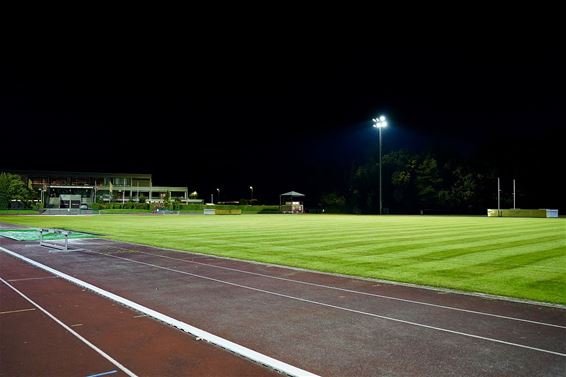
[10,171,189,208]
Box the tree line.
[319,149,498,214]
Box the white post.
[211,194,214,203]
[497,177,501,216]
[513,179,516,209]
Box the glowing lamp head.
[372,115,387,129]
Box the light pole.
[372,115,388,215]
[217,188,220,204]
[249,186,253,204]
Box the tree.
[163,190,172,209]
[438,166,477,209]
[415,156,442,209]
[319,192,347,213]
[0,173,9,209]
[0,173,33,209]
[349,165,375,213]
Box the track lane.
[2,236,566,376]
[0,251,283,377]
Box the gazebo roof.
[280,191,305,197]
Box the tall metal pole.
[373,115,387,215]
[513,179,516,209]
[379,127,383,215]
[497,177,501,216]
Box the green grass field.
[0,214,564,305]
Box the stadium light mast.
[249,186,253,204]
[217,188,220,203]
[372,115,388,215]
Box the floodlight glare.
[372,115,387,129]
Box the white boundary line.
[8,276,58,282]
[112,238,566,310]
[79,248,566,358]
[0,276,137,377]
[130,249,566,329]
[0,246,320,377]
[0,308,36,315]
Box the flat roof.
[7,170,152,179]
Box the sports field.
[0,214,564,305]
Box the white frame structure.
[39,228,71,252]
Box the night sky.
[1,44,564,209]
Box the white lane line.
[0,308,36,315]
[86,248,566,358]
[128,249,566,329]
[8,276,58,282]
[71,323,83,327]
[0,246,320,377]
[0,277,137,377]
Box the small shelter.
[280,191,305,214]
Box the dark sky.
[1,43,564,208]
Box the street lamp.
[249,186,253,204]
[372,115,388,215]
[216,188,220,203]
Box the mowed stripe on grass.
[0,215,564,304]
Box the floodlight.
[372,115,387,129]
[372,114,389,214]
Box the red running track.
[0,249,279,377]
[1,233,566,376]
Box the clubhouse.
[11,170,190,209]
